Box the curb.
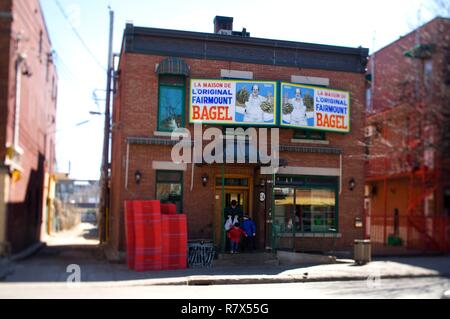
[88,273,448,288]
[181,273,448,286]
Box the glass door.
[273,187,295,251]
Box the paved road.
[0,277,448,299]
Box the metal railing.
[187,241,215,268]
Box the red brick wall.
[2,0,57,253]
[366,18,450,174]
[366,18,450,222]
[368,18,450,113]
[110,50,366,254]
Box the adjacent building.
[365,17,450,253]
[0,0,57,255]
[107,16,369,260]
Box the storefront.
[107,17,368,260]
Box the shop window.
[156,170,183,213]
[274,187,296,233]
[293,129,326,141]
[157,75,185,132]
[274,176,338,233]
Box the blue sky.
[40,0,441,180]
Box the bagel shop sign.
[280,83,350,133]
[189,79,278,126]
[189,79,351,133]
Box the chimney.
[213,16,233,34]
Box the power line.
[53,51,105,106]
[53,0,107,72]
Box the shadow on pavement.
[2,245,319,283]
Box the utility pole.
[99,8,114,243]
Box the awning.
[156,57,190,76]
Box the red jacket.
[227,226,247,243]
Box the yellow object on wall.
[11,169,22,183]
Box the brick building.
[0,0,57,255]
[108,16,369,260]
[365,17,450,253]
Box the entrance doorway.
[214,175,252,250]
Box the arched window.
[156,58,190,132]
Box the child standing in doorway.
[227,223,247,254]
[242,215,256,252]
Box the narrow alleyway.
[43,222,99,247]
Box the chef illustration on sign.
[289,88,307,126]
[243,84,266,122]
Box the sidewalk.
[2,245,450,287]
[2,223,450,286]
[98,255,450,287]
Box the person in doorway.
[224,200,243,223]
[227,223,247,254]
[224,200,243,251]
[242,215,256,252]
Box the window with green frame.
[293,129,326,140]
[157,75,185,132]
[273,176,338,233]
[156,170,183,213]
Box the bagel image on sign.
[280,82,350,133]
[190,79,277,126]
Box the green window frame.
[156,170,183,214]
[293,129,326,140]
[157,75,186,132]
[273,175,339,234]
